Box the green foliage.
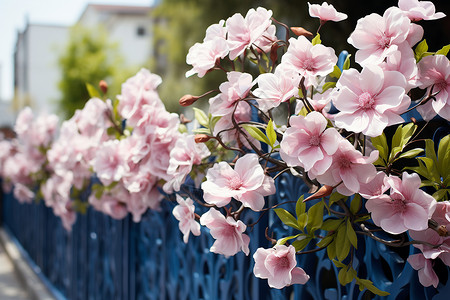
[414,39,430,61]
[58,25,124,118]
[329,65,342,79]
[342,54,351,70]
[371,123,421,168]
[312,33,322,45]
[436,44,450,56]
[407,135,450,201]
[266,119,277,147]
[242,124,272,145]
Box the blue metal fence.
[2,171,450,300]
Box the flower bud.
[99,80,108,94]
[179,94,199,107]
[304,185,334,202]
[270,43,280,63]
[195,134,211,143]
[290,27,313,38]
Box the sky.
[0,0,155,102]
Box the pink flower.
[199,208,250,257]
[333,65,410,137]
[407,253,439,288]
[204,20,227,42]
[253,245,309,289]
[89,192,128,220]
[381,45,418,91]
[365,172,436,234]
[416,55,450,121]
[280,111,341,175]
[73,97,112,138]
[209,72,254,117]
[226,7,274,60]
[253,68,299,111]
[279,36,337,87]
[163,134,211,193]
[13,183,34,204]
[172,195,201,243]
[409,228,450,261]
[117,68,164,126]
[398,0,446,21]
[92,140,129,186]
[409,202,450,263]
[308,2,348,22]
[358,172,389,199]
[201,153,275,211]
[185,38,229,78]
[348,7,411,65]
[310,139,378,196]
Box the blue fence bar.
[1,175,449,299]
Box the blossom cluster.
[0,0,449,296]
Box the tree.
[57,25,123,118]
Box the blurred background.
[0,0,449,130]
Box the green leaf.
[322,82,336,92]
[327,239,337,260]
[390,123,416,161]
[296,195,306,218]
[86,82,100,98]
[346,219,358,249]
[332,259,347,268]
[329,192,346,205]
[297,213,308,230]
[396,148,424,160]
[425,139,438,166]
[193,128,211,135]
[274,208,301,230]
[357,279,390,296]
[193,107,209,128]
[336,223,351,261]
[266,119,277,147]
[432,189,449,201]
[436,44,450,56]
[292,236,312,251]
[350,194,361,214]
[277,233,302,246]
[437,134,450,179]
[178,124,188,133]
[329,65,342,79]
[415,39,428,61]
[316,234,334,248]
[338,265,356,286]
[343,54,351,70]
[338,265,350,286]
[306,200,324,232]
[371,133,388,163]
[242,125,271,145]
[418,157,439,182]
[322,218,343,231]
[312,33,321,45]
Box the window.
[136,26,146,37]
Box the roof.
[78,4,152,21]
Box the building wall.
[14,24,68,115]
[78,5,153,69]
[13,5,154,117]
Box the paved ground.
[0,243,30,300]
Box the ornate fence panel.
[2,172,450,299]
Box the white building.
[78,4,153,68]
[14,24,69,115]
[13,4,154,117]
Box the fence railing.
[2,171,450,300]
